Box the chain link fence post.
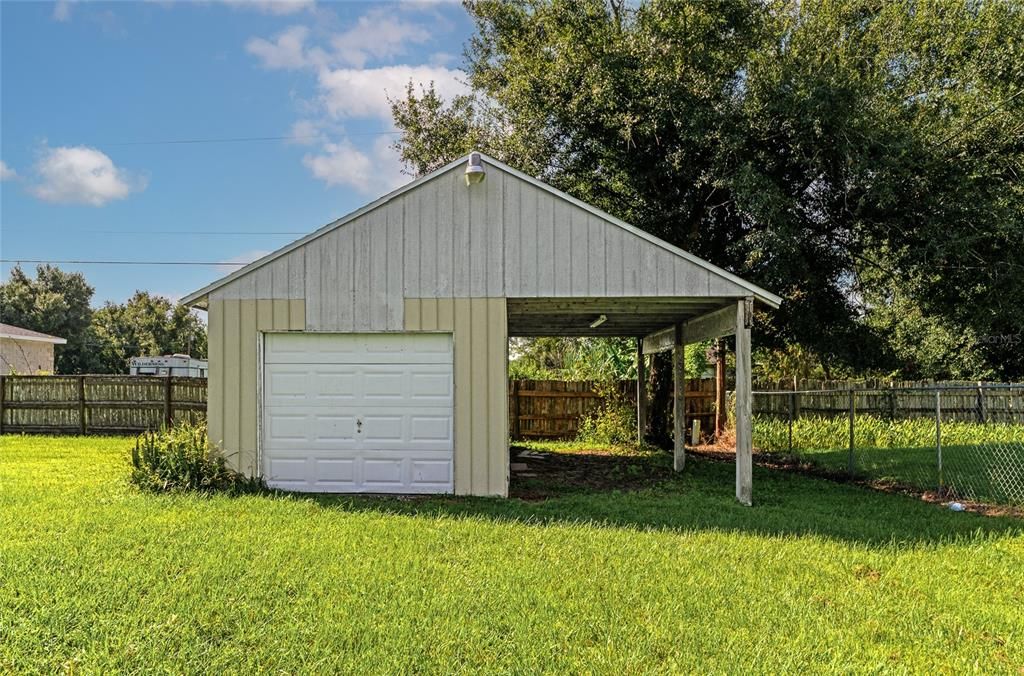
[848,388,855,475]
[936,389,943,497]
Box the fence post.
[936,389,943,496]
[164,376,174,429]
[78,376,87,435]
[0,375,5,435]
[847,388,855,475]
[976,381,986,424]
[787,391,794,453]
[792,390,801,421]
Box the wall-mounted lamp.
[465,151,486,185]
[589,314,608,329]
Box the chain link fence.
[752,384,1024,505]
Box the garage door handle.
[356,418,363,432]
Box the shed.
[183,153,781,504]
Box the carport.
[508,296,761,504]
[183,152,781,504]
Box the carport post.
[673,323,686,472]
[636,338,647,444]
[735,299,753,506]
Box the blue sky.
[0,0,473,306]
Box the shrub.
[576,382,638,447]
[130,422,255,493]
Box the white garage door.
[263,333,454,493]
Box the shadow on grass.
[278,455,1023,548]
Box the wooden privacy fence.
[0,375,207,435]
[753,380,1024,423]
[509,378,716,440]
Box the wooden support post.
[511,380,521,439]
[673,323,686,472]
[735,299,753,506]
[976,382,986,424]
[0,375,5,435]
[78,375,87,435]
[164,376,174,429]
[714,339,726,439]
[636,338,647,444]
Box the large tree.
[392,0,1024,379]
[90,292,207,374]
[0,265,95,373]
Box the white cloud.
[0,161,15,181]
[329,10,432,68]
[30,146,145,206]
[287,119,327,145]
[245,25,313,70]
[318,65,466,120]
[302,136,404,195]
[53,0,73,21]
[220,0,314,15]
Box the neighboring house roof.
[182,152,783,308]
[0,323,68,345]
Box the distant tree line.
[0,265,206,374]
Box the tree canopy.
[392,0,1024,379]
[0,266,206,374]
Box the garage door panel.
[263,333,453,493]
[411,459,452,485]
[266,333,452,364]
[410,415,453,443]
[313,368,358,402]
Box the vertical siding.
[206,299,305,475]
[208,163,753,326]
[405,297,508,497]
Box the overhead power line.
[106,130,402,147]
[1,259,249,266]
[3,229,306,235]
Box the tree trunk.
[647,351,673,448]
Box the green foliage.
[392,0,1024,379]
[130,422,251,493]
[0,265,95,374]
[0,266,207,374]
[510,337,710,381]
[576,381,638,447]
[755,414,1024,454]
[91,291,208,374]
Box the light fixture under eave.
[589,314,608,329]
[465,151,486,185]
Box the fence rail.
[752,383,1024,505]
[0,375,207,435]
[510,378,715,440]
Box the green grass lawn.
[755,415,1024,504]
[2,435,1023,673]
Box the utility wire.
[2,229,306,235]
[1,259,249,266]
[106,130,402,147]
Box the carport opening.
[505,297,752,501]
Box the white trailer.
[129,354,208,377]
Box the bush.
[576,382,638,447]
[130,422,255,493]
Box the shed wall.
[206,297,507,496]
[206,299,305,475]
